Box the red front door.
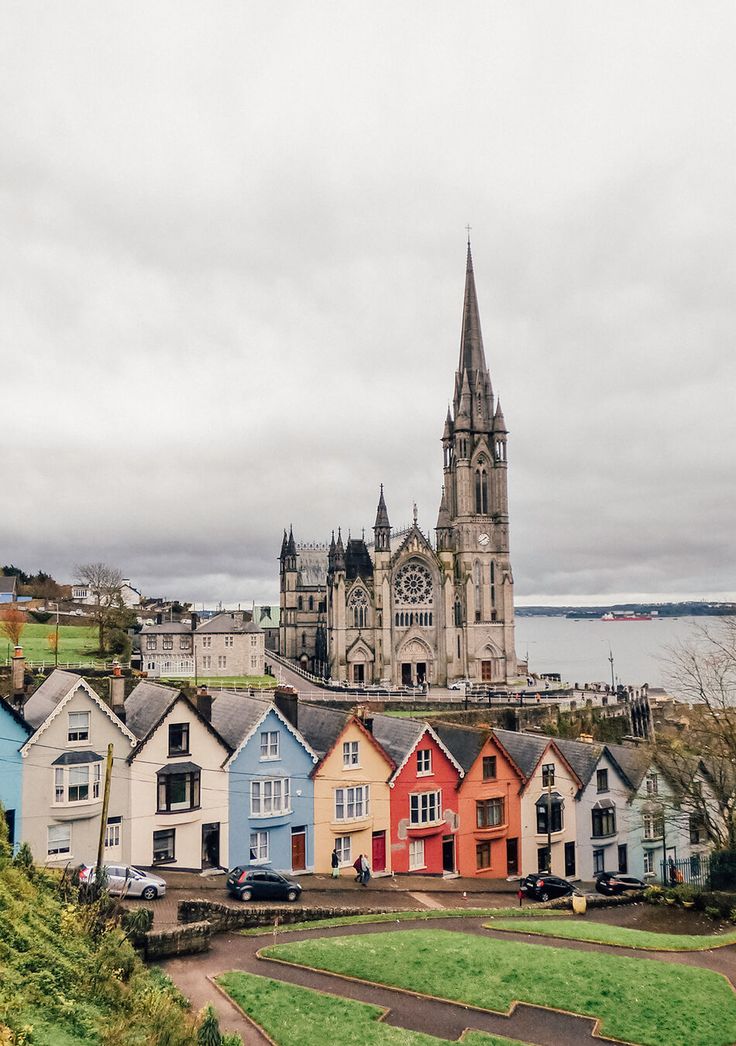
[371,830,386,873]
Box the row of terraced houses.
[0,668,716,883]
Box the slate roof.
[0,576,17,594]
[196,612,262,635]
[23,669,86,730]
[345,538,374,581]
[432,722,489,773]
[555,737,604,789]
[210,691,272,750]
[124,680,180,740]
[492,729,552,780]
[0,695,31,735]
[370,714,426,769]
[139,622,189,635]
[604,742,653,791]
[297,703,350,760]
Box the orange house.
[435,723,524,879]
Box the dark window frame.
[168,723,190,757]
[157,770,200,813]
[482,755,497,781]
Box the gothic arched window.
[308,596,314,611]
[475,468,488,514]
[348,587,369,629]
[474,561,483,623]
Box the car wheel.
[540,891,550,902]
[239,889,252,902]
[286,889,299,902]
[141,886,157,901]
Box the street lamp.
[49,602,60,668]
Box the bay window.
[250,778,291,816]
[409,790,442,825]
[334,785,370,820]
[157,765,201,812]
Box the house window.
[157,769,200,812]
[47,824,71,856]
[409,790,442,825]
[645,773,659,796]
[643,850,655,875]
[249,831,269,863]
[335,835,351,865]
[162,636,173,650]
[476,841,491,870]
[67,711,90,743]
[592,807,616,838]
[251,779,291,816]
[202,655,212,670]
[153,828,175,863]
[593,848,605,874]
[476,797,504,828]
[541,764,555,787]
[536,796,563,834]
[343,741,360,768]
[224,635,234,647]
[482,756,497,780]
[146,635,157,650]
[105,817,122,849]
[334,785,370,820]
[689,815,705,845]
[202,636,212,647]
[260,731,279,760]
[409,838,425,870]
[416,749,432,775]
[250,635,258,647]
[596,769,609,792]
[217,655,227,669]
[618,844,628,873]
[250,656,259,670]
[643,813,663,840]
[54,763,101,804]
[179,636,190,650]
[168,723,190,756]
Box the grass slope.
[488,916,736,951]
[3,623,99,663]
[241,907,570,937]
[218,971,529,1046]
[265,928,736,1046]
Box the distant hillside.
[516,601,736,618]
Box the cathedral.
[279,243,518,687]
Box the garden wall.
[177,899,399,933]
[143,920,211,959]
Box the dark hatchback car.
[595,872,646,896]
[226,866,302,903]
[520,872,576,902]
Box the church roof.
[374,484,390,530]
[345,538,373,580]
[458,241,487,377]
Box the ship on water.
[600,611,658,621]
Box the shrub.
[671,883,699,905]
[197,1004,222,1046]
[709,850,736,890]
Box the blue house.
[213,691,318,873]
[0,697,30,851]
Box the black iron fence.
[659,853,710,887]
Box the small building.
[573,741,637,881]
[139,611,266,679]
[0,696,31,850]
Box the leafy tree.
[0,607,26,647]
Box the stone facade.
[140,611,265,679]
[279,244,517,687]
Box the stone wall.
[178,899,398,933]
[143,920,211,959]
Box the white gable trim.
[389,724,465,786]
[224,703,318,769]
[21,678,137,756]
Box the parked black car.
[595,872,646,896]
[520,873,576,902]
[226,866,302,903]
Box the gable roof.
[604,742,655,791]
[492,729,584,788]
[297,703,351,760]
[370,714,465,781]
[196,612,262,635]
[307,712,396,777]
[21,669,137,751]
[0,695,31,736]
[432,722,489,774]
[210,691,272,750]
[555,737,604,790]
[125,681,232,761]
[0,576,17,594]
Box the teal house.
[0,697,30,851]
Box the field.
[0,622,99,664]
[265,928,736,1046]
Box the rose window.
[394,561,433,606]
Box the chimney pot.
[197,689,213,722]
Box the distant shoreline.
[516,602,736,618]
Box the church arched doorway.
[397,637,433,687]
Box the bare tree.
[660,619,736,849]
[75,562,125,654]
[0,606,26,647]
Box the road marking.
[408,892,445,910]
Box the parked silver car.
[79,863,167,900]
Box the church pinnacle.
[454,239,494,424]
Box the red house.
[372,714,464,874]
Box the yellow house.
[310,716,395,875]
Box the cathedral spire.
[373,483,391,552]
[453,239,493,419]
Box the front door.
[3,809,15,848]
[202,823,220,868]
[506,837,519,876]
[564,841,576,877]
[416,662,426,684]
[291,828,306,872]
[442,835,455,873]
[353,663,365,683]
[371,830,386,873]
[481,660,492,682]
[402,663,412,686]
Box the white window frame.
[202,636,212,647]
[416,749,432,776]
[146,635,157,650]
[409,838,425,870]
[67,711,90,744]
[224,635,234,647]
[342,740,360,768]
[409,790,442,826]
[202,655,211,669]
[646,773,659,796]
[105,820,122,849]
[249,830,269,863]
[643,850,655,874]
[250,778,291,817]
[334,785,370,821]
[335,835,351,865]
[260,731,280,760]
[47,823,71,857]
[54,763,101,805]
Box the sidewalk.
[159,868,520,894]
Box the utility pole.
[546,776,552,873]
[608,645,615,691]
[50,602,60,668]
[95,744,114,876]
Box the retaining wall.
[177,899,399,933]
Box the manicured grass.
[1,623,98,664]
[488,916,736,951]
[218,971,529,1046]
[265,929,736,1046]
[241,907,570,937]
[159,674,276,688]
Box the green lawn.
[241,907,571,937]
[488,916,736,952]
[265,929,736,1046]
[159,674,276,688]
[218,971,529,1046]
[1,623,98,664]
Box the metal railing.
[659,853,711,887]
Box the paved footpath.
[160,914,736,1046]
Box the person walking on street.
[360,853,371,887]
[353,855,363,882]
[331,848,340,879]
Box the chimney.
[191,612,199,632]
[155,613,163,625]
[274,685,299,729]
[109,661,126,721]
[363,717,374,735]
[11,645,25,700]
[197,686,213,722]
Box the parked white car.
[449,679,472,690]
[79,864,167,900]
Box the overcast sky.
[2,3,735,607]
